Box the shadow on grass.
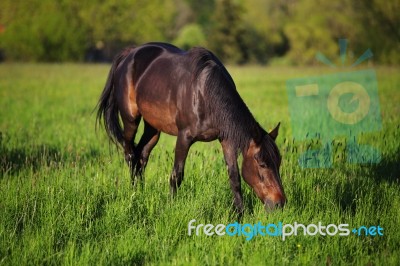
[1,144,59,175]
[282,131,400,215]
[366,152,400,184]
[335,181,357,216]
[1,140,100,176]
[334,152,400,215]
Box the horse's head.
[242,123,286,211]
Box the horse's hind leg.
[133,121,160,178]
[117,65,142,182]
[121,115,141,180]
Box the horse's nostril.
[275,200,285,209]
[277,197,286,208]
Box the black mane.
[189,47,266,152]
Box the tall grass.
[0,64,399,265]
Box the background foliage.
[0,0,398,64]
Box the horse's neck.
[221,119,263,154]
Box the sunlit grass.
[0,64,399,265]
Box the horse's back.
[118,43,231,139]
[131,43,192,135]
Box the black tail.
[96,49,132,145]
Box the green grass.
[1,64,399,265]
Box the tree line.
[0,0,398,64]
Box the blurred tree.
[0,0,88,61]
[283,0,349,65]
[0,0,177,61]
[282,0,399,65]
[0,0,398,64]
[355,0,400,64]
[76,0,178,59]
[241,0,291,63]
[185,0,215,27]
[173,23,206,50]
[208,0,247,64]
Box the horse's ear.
[269,122,280,141]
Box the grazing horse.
[97,42,286,213]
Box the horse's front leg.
[170,131,193,195]
[221,140,244,216]
[133,122,160,178]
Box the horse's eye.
[259,162,268,168]
[254,153,268,168]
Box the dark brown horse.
[97,42,286,214]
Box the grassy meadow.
[0,63,399,265]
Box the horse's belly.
[139,101,179,136]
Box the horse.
[96,42,286,214]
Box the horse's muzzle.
[264,197,286,212]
